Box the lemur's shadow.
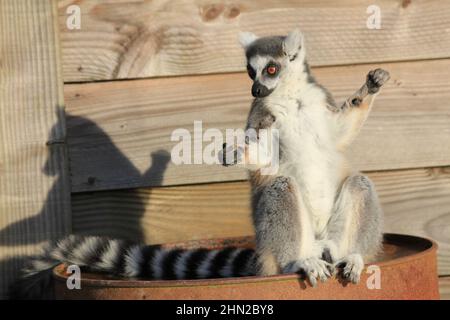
[0,112,170,297]
[0,113,170,245]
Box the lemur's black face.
[244,36,286,98]
[246,58,283,98]
[239,30,304,98]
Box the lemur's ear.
[283,28,303,60]
[238,31,258,49]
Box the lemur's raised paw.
[335,253,364,284]
[284,257,334,287]
[366,68,390,94]
[219,143,244,167]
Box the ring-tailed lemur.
[223,28,389,286]
[10,29,389,299]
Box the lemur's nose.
[252,81,272,98]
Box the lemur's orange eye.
[267,66,277,75]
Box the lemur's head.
[239,28,306,98]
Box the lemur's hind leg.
[320,174,383,284]
[254,176,333,286]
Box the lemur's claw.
[335,254,364,285]
[366,68,390,94]
[326,262,336,276]
[284,257,333,287]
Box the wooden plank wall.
[0,0,72,299]
[64,59,450,192]
[58,0,450,81]
[56,0,450,297]
[440,277,450,300]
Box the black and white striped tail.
[10,235,256,299]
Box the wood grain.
[57,0,450,82]
[72,167,450,275]
[440,276,450,300]
[0,0,71,298]
[65,59,450,192]
[72,181,253,244]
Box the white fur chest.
[266,92,341,235]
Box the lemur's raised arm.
[330,69,390,150]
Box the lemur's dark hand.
[258,114,276,130]
[219,143,244,167]
[366,68,390,94]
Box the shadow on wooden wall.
[0,114,170,297]
[0,113,170,245]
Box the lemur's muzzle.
[252,81,273,98]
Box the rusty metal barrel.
[53,233,439,300]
